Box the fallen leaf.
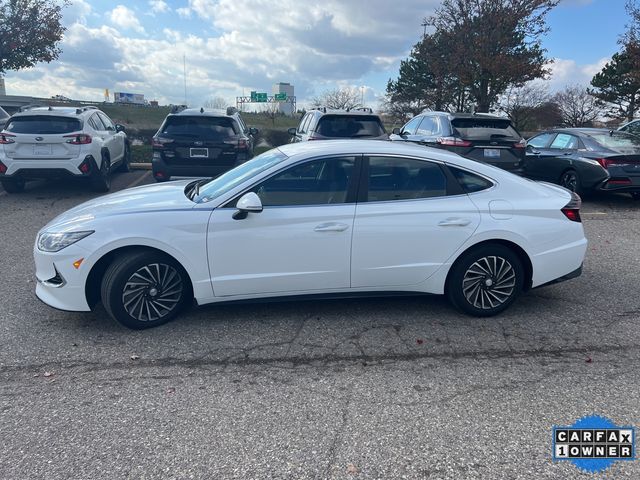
[416,339,424,345]
[33,374,39,378]
[347,464,359,475]
[130,354,140,360]
[167,387,176,394]
[43,371,55,377]
[585,357,593,363]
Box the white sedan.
[34,140,587,329]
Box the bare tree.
[496,82,550,130]
[552,85,603,127]
[311,87,361,110]
[203,96,228,109]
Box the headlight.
[37,231,94,252]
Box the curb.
[131,162,152,170]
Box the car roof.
[542,128,621,137]
[276,139,509,174]
[11,106,97,118]
[417,111,510,121]
[170,108,238,118]
[308,107,379,116]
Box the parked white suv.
[0,106,130,193]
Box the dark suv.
[390,112,525,173]
[288,107,388,142]
[152,107,258,181]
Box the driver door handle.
[314,222,349,232]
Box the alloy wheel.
[462,255,516,310]
[560,171,578,192]
[122,263,183,322]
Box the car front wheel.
[101,250,191,329]
[447,245,524,317]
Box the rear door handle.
[438,218,471,227]
[314,222,349,232]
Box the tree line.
[384,0,640,130]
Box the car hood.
[42,179,196,232]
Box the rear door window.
[91,113,107,131]
[316,115,385,138]
[5,116,82,134]
[366,157,448,201]
[549,133,580,150]
[98,112,115,131]
[451,118,521,141]
[161,116,239,140]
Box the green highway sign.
[274,93,287,101]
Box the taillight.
[437,137,472,147]
[561,192,582,222]
[64,133,92,145]
[224,138,249,149]
[596,158,612,168]
[152,137,173,148]
[0,133,15,144]
[513,139,526,149]
[0,160,7,174]
[607,178,632,185]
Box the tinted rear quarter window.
[587,132,640,150]
[449,166,494,193]
[316,115,385,138]
[5,116,82,134]
[451,118,520,140]
[162,116,239,139]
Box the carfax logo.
[553,415,635,473]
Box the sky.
[5,0,631,109]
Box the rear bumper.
[534,264,583,289]
[152,156,247,179]
[0,155,96,180]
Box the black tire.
[91,154,111,192]
[559,169,583,195]
[0,178,26,193]
[446,244,525,317]
[116,144,131,173]
[101,250,191,329]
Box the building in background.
[272,82,294,115]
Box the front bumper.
[34,243,91,312]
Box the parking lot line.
[126,170,151,189]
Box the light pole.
[421,21,428,38]
[361,86,365,108]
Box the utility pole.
[421,21,428,38]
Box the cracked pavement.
[1,174,639,479]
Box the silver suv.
[288,107,388,142]
[0,106,130,193]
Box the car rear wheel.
[559,169,583,195]
[116,144,131,173]
[0,178,26,193]
[92,154,111,192]
[101,250,191,329]
[447,245,524,317]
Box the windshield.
[587,132,640,150]
[194,149,287,203]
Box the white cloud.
[109,5,145,33]
[64,0,92,25]
[149,0,169,14]
[176,7,192,18]
[547,57,609,91]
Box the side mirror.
[392,127,401,135]
[287,127,297,136]
[115,124,126,133]
[249,127,259,135]
[233,192,263,220]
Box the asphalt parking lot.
[1,172,639,479]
